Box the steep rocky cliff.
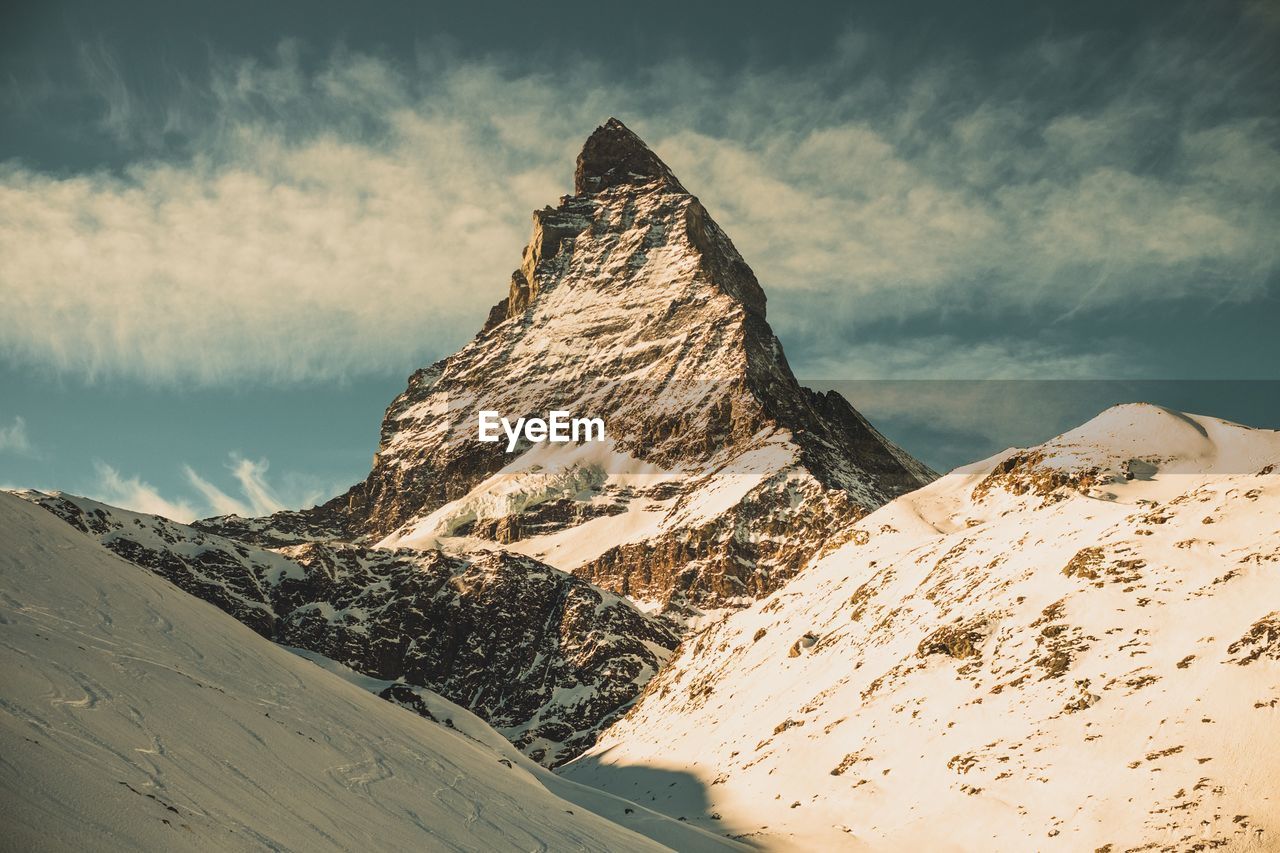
[198,118,932,607]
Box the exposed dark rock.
[1227,612,1280,665]
[917,619,989,660]
[575,117,687,196]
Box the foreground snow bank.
[0,492,737,852]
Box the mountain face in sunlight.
[566,404,1280,850]
[6,115,1277,853]
[196,118,932,610]
[7,121,928,773]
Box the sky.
[1,0,1278,517]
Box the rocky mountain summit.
[7,119,934,769]
[200,118,932,607]
[6,121,1276,851]
[566,405,1280,850]
[18,490,676,766]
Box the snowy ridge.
[564,405,1280,851]
[0,492,739,852]
[13,489,678,766]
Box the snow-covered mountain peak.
[1041,402,1278,475]
[200,120,932,607]
[970,403,1280,510]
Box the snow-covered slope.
[13,490,678,767]
[0,491,741,852]
[563,405,1280,851]
[201,118,931,608]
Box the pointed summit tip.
[574,117,687,196]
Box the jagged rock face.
[18,491,677,766]
[574,473,865,602]
[207,118,931,607]
[565,405,1280,849]
[575,117,688,196]
[191,506,347,548]
[26,491,285,638]
[273,542,677,765]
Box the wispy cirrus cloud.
[183,455,286,518]
[89,453,321,521]
[92,461,199,521]
[0,27,1276,384]
[0,415,34,455]
[183,466,249,518]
